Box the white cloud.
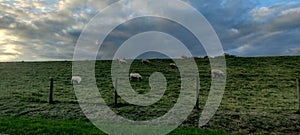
[287,48,300,54]
[229,28,239,34]
[280,6,300,15]
[236,44,252,53]
[0,44,22,62]
[251,7,276,21]
[271,7,300,28]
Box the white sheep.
[181,55,189,59]
[141,59,150,64]
[169,63,178,68]
[117,58,127,64]
[71,76,82,84]
[129,73,142,81]
[211,69,225,78]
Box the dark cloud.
[187,0,300,56]
[98,16,206,59]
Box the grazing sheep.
[129,73,142,81]
[141,59,150,64]
[181,55,189,59]
[71,76,82,84]
[211,69,225,78]
[169,63,178,68]
[117,58,127,64]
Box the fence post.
[49,78,54,104]
[195,76,200,110]
[297,79,300,113]
[114,78,118,107]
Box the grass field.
[0,116,235,135]
[0,56,300,134]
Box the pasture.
[0,56,300,134]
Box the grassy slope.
[0,56,300,134]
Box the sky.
[0,0,300,62]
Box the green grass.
[0,116,232,135]
[0,116,102,135]
[0,56,300,134]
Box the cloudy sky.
[0,0,300,62]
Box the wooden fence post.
[49,78,54,104]
[114,78,118,107]
[297,79,300,113]
[195,76,200,110]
